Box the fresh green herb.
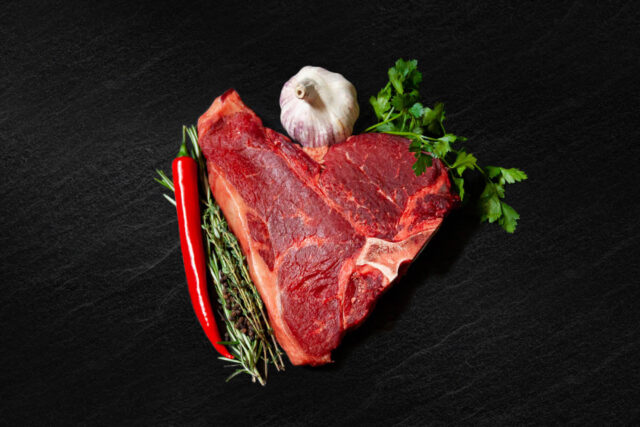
[156,126,284,385]
[367,59,527,233]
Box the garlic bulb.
[280,66,359,148]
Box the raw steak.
[198,90,458,365]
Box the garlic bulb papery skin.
[280,66,359,148]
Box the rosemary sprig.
[155,126,284,385]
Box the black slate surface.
[2,1,640,425]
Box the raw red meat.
[198,90,458,366]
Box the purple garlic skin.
[280,66,359,148]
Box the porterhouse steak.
[198,90,458,365]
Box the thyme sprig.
[155,126,284,385]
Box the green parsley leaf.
[439,134,457,143]
[423,102,445,136]
[500,168,528,184]
[409,68,422,88]
[408,102,424,118]
[412,153,432,176]
[433,138,451,158]
[370,96,385,119]
[389,59,420,95]
[395,58,417,78]
[451,151,477,176]
[479,183,502,223]
[498,202,520,233]
[391,94,410,110]
[408,139,422,152]
[485,166,502,179]
[388,67,404,94]
[485,167,528,184]
[369,85,392,119]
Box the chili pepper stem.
[177,127,190,158]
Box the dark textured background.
[2,1,639,425]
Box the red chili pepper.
[172,141,233,359]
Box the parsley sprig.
[367,59,527,233]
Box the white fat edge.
[213,174,303,359]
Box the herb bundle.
[368,59,527,232]
[156,126,284,385]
